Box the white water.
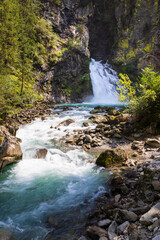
[89,59,119,105]
[0,106,108,240]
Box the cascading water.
[89,59,120,105]
[0,106,108,240]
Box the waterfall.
[89,59,119,105]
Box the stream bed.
[0,105,110,240]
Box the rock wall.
[36,0,94,103]
[88,0,160,77]
[37,0,160,102]
[0,126,22,171]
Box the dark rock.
[83,122,89,127]
[115,209,138,223]
[96,148,127,167]
[47,216,59,228]
[152,181,160,191]
[86,225,108,240]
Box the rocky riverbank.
[54,106,160,240]
[0,104,160,240]
[0,102,53,171]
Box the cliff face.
[37,0,160,103]
[37,0,94,103]
[89,0,160,77]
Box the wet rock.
[0,126,22,170]
[34,148,48,159]
[96,148,128,167]
[152,181,160,191]
[86,225,108,240]
[55,119,75,128]
[108,221,118,240]
[83,122,89,127]
[140,202,160,225]
[98,219,112,227]
[48,216,59,228]
[145,139,160,148]
[115,209,138,223]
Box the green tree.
[117,68,160,124]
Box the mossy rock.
[96,148,128,168]
[0,136,4,145]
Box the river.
[0,60,119,239]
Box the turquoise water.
[0,106,110,240]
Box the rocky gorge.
[0,0,160,239]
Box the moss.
[0,136,4,145]
[96,149,127,168]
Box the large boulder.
[86,226,108,240]
[140,202,160,226]
[145,139,160,148]
[89,115,108,124]
[96,148,128,167]
[0,126,22,170]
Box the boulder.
[34,148,48,159]
[89,115,108,124]
[118,221,130,234]
[152,181,160,191]
[47,216,59,228]
[140,202,160,225]
[55,119,75,128]
[98,219,112,228]
[96,148,128,167]
[108,221,118,240]
[86,225,108,240]
[0,126,22,170]
[115,209,138,223]
[83,122,89,127]
[84,135,93,143]
[145,139,160,148]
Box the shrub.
[117,67,160,124]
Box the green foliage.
[0,0,46,119]
[117,68,160,124]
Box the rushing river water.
[0,105,110,240]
